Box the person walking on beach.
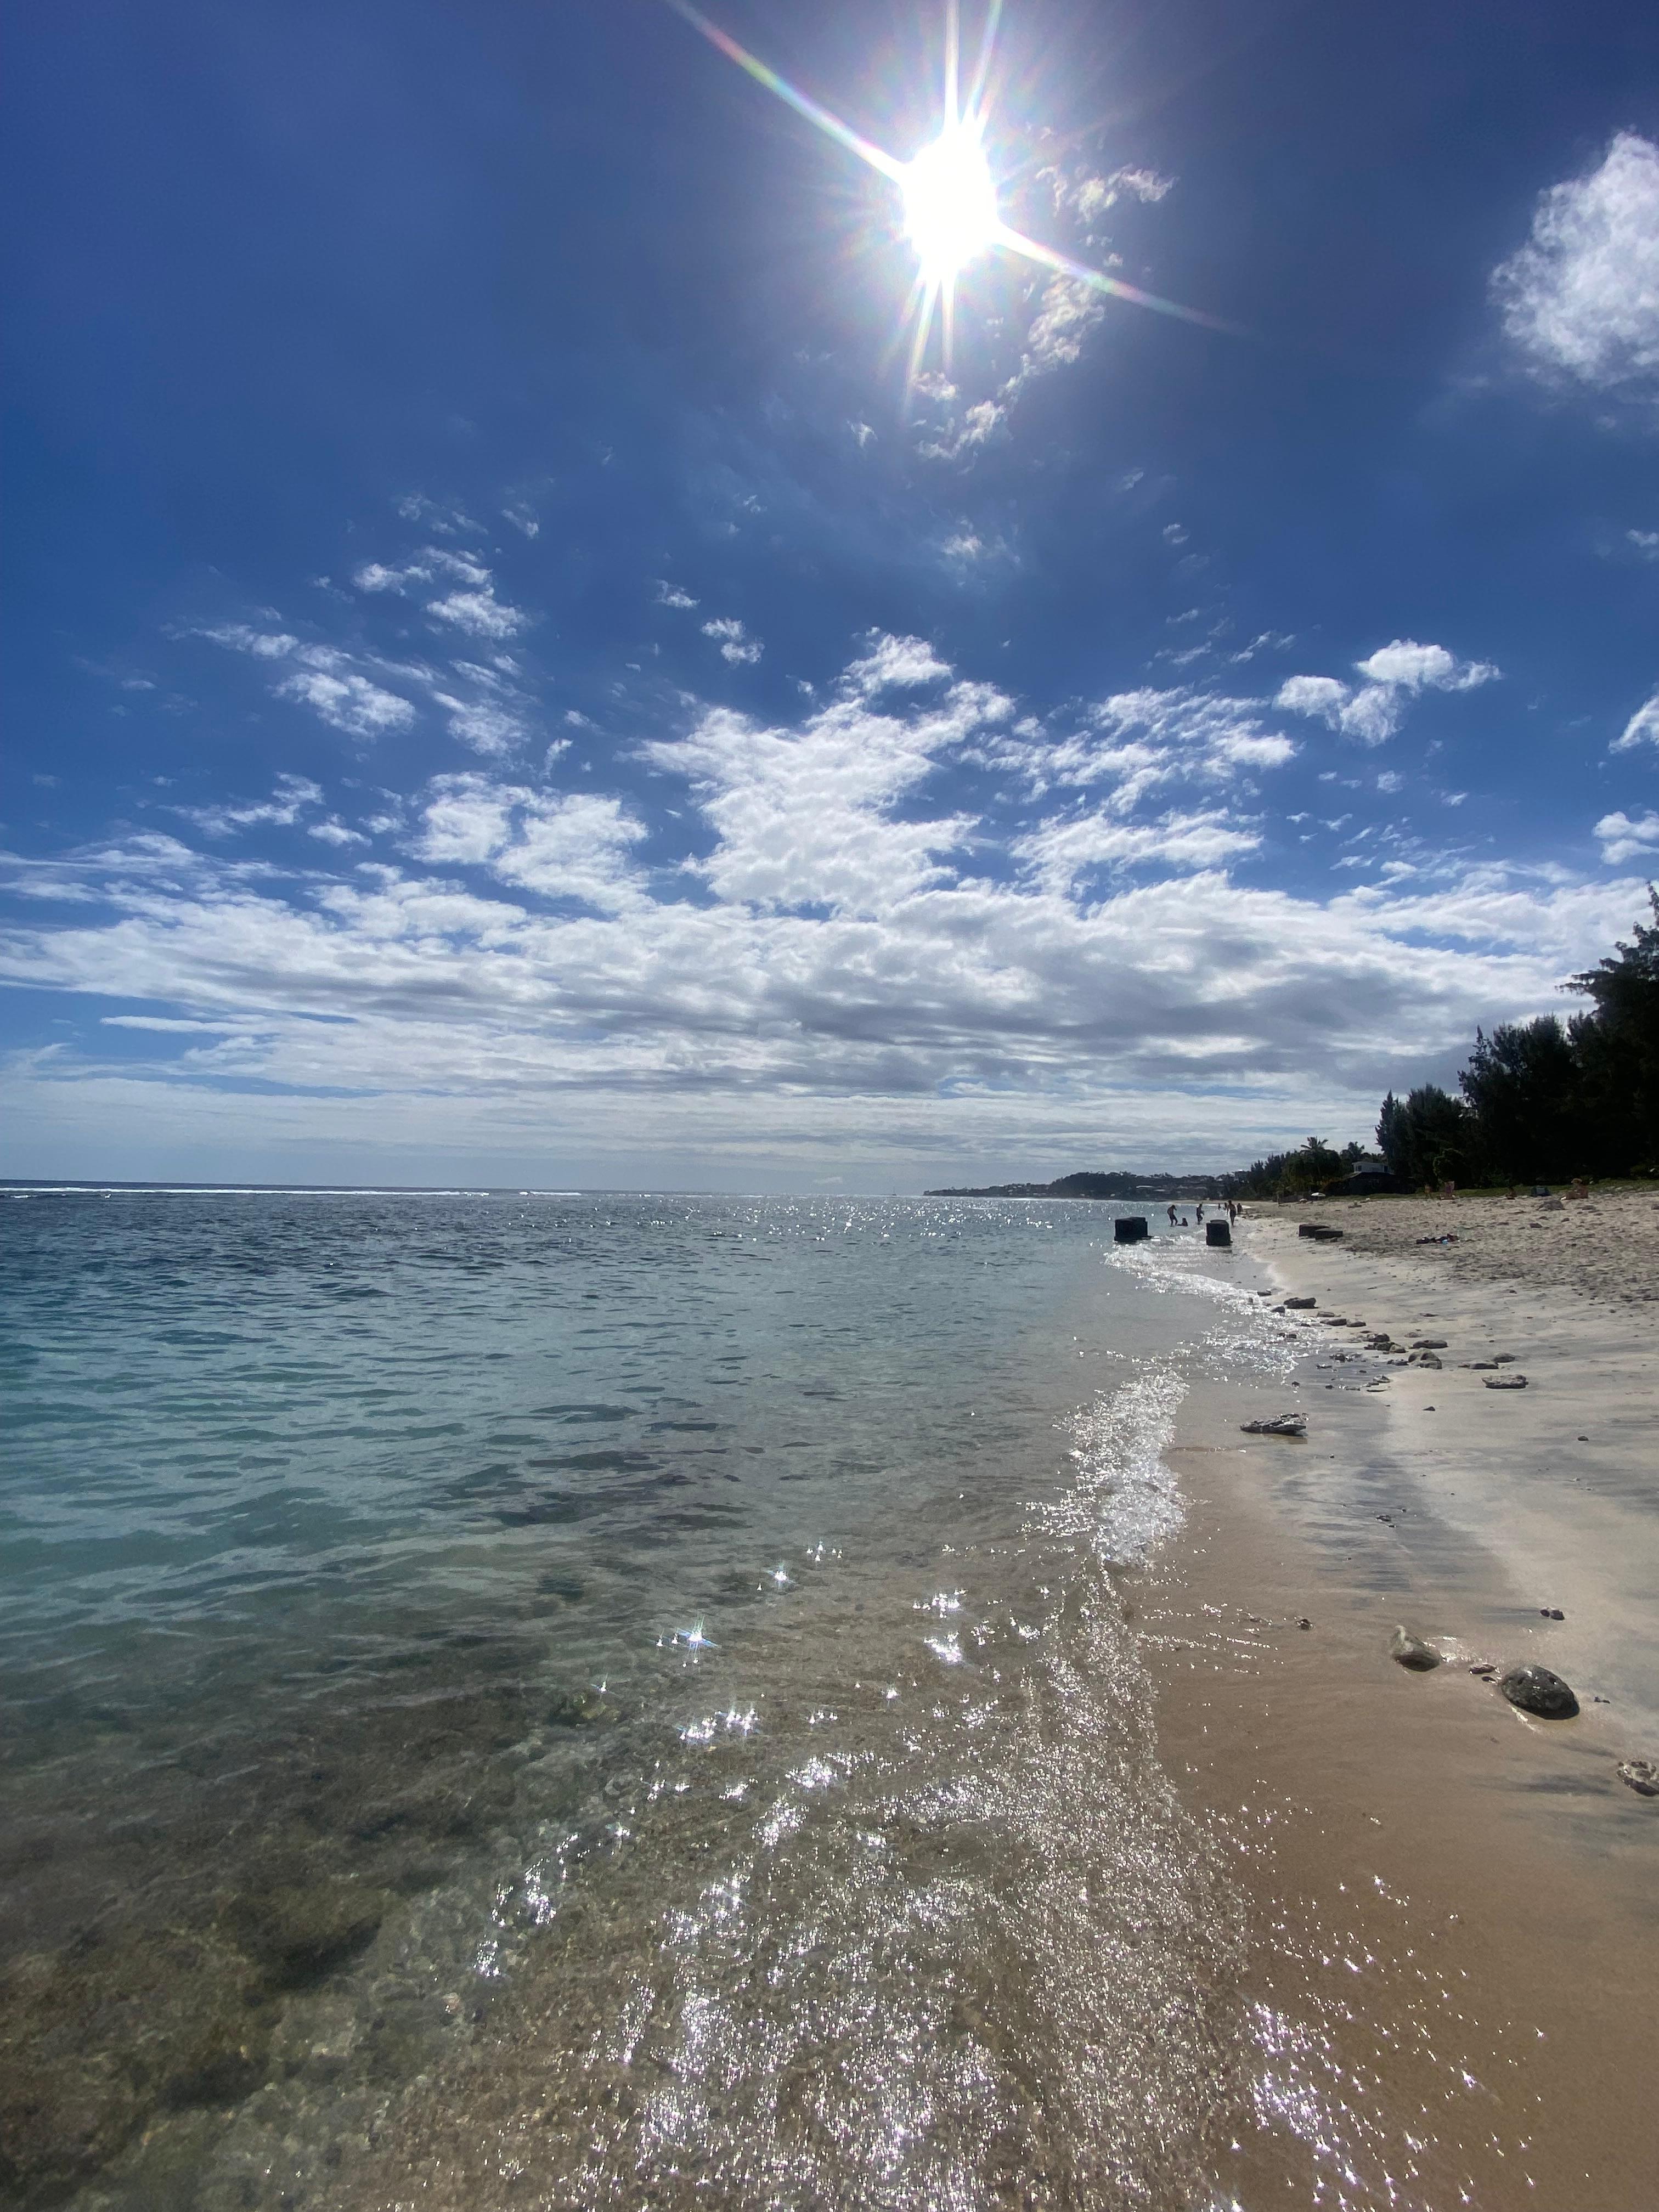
[1195,1201,1205,1222]
[1167,1204,1178,1227]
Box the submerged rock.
[1239,1414,1307,1437]
[1617,1759,1659,1798]
[1499,1664,1579,1718]
[0,1925,270,2199]
[1284,1295,1316,1310]
[1483,1373,1528,1391]
[1390,1627,1442,1672]
[222,1878,388,1990]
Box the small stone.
[1469,1662,1497,1677]
[1296,1617,1312,1630]
[1410,1338,1448,1350]
[1539,1607,1565,1620]
[1414,1353,1442,1369]
[1240,1414,1307,1437]
[1493,1353,1517,1364]
[1284,1296,1316,1310]
[1499,1664,1578,1718]
[1390,1627,1442,1672]
[1483,1373,1528,1391]
[1617,1760,1659,1798]
[441,1991,464,2020]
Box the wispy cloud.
[701,616,763,665]
[1612,689,1659,752]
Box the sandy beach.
[1136,1194,1659,2207]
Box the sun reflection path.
[664,0,1237,402]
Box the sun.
[665,0,1232,404]
[901,120,999,288]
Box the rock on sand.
[1390,1627,1442,1672]
[1499,1664,1579,1718]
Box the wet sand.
[1143,1206,1659,2207]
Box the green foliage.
[1222,1135,1355,1200]
[1372,891,1659,1187]
[1376,1085,1477,1187]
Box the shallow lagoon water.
[3,1189,1298,2207]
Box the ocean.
[1,1187,1291,2209]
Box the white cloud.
[1018,687,1295,800]
[701,617,763,665]
[654,581,698,610]
[843,633,951,695]
[503,501,540,538]
[1015,808,1259,894]
[183,774,324,837]
[280,668,417,738]
[426,588,525,641]
[9,637,1650,1183]
[308,819,369,848]
[1492,132,1659,394]
[1109,166,1175,204]
[1277,641,1499,746]
[1015,278,1104,382]
[1612,689,1659,752]
[415,774,646,911]
[1593,810,1659,864]
[1354,640,1500,692]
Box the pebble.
[1617,1760,1659,1798]
[1539,1607,1565,1620]
[1499,1663,1579,1718]
[1482,1373,1528,1390]
[1390,1627,1442,1672]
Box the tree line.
[1225,890,1658,1197]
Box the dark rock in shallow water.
[1617,1759,1659,1797]
[1283,1295,1316,1310]
[1240,1414,1306,1436]
[1499,1664,1579,1718]
[223,1877,388,1989]
[1483,1372,1528,1390]
[0,1925,270,2199]
[1390,1627,1442,1672]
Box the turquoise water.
[0,1188,1272,2209]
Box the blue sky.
[4,0,1658,1188]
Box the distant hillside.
[924,1170,1222,1200]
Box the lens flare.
[902,121,998,286]
[664,0,1238,406]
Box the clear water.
[0,1189,1277,2210]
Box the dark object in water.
[1299,1222,1343,1241]
[1205,1218,1232,1247]
[1499,1663,1578,1718]
[1283,1295,1316,1310]
[1113,1216,1149,1243]
[1240,1414,1306,1437]
[1390,1627,1442,1672]
[1618,1759,1659,1797]
[1483,1372,1528,1390]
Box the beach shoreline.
[1136,1198,1659,2206]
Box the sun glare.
[665,0,1232,406]
[902,121,998,286]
